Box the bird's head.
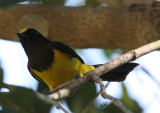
[17,28,51,60]
[17,28,48,43]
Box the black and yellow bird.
[17,28,138,90]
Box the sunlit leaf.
[74,49,83,54]
[66,83,98,113]
[0,84,52,113]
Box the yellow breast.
[31,49,95,90]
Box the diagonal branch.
[103,94,133,113]
[49,40,160,100]
[82,83,110,113]
[1,2,160,49]
[48,40,160,112]
[93,75,133,113]
[36,93,69,113]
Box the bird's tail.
[93,63,138,82]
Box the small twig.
[92,75,106,98]
[103,94,133,113]
[2,83,13,91]
[92,75,133,113]
[1,83,69,113]
[36,92,69,113]
[82,83,110,113]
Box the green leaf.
[103,49,117,60]
[0,108,13,113]
[86,0,101,6]
[102,83,142,113]
[37,81,49,93]
[0,65,3,88]
[121,83,142,113]
[66,83,98,113]
[74,49,82,54]
[103,49,130,60]
[121,49,130,54]
[0,0,26,8]
[102,102,124,113]
[0,84,52,113]
[41,0,65,5]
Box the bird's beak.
[17,33,23,38]
[17,33,27,43]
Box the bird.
[17,28,138,90]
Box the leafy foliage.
[86,0,101,6]
[66,83,99,113]
[37,81,49,94]
[41,0,65,5]
[0,0,26,8]
[102,83,142,113]
[0,1,149,113]
[103,49,118,60]
[0,0,65,9]
[0,64,3,88]
[0,59,52,113]
[121,83,142,113]
[0,84,52,113]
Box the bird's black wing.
[51,41,85,64]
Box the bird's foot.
[75,73,81,80]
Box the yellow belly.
[31,49,95,90]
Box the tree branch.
[82,83,110,113]
[103,94,133,113]
[48,39,160,112]
[1,2,160,49]
[1,83,69,113]
[36,92,69,113]
[92,75,133,113]
[49,40,160,99]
